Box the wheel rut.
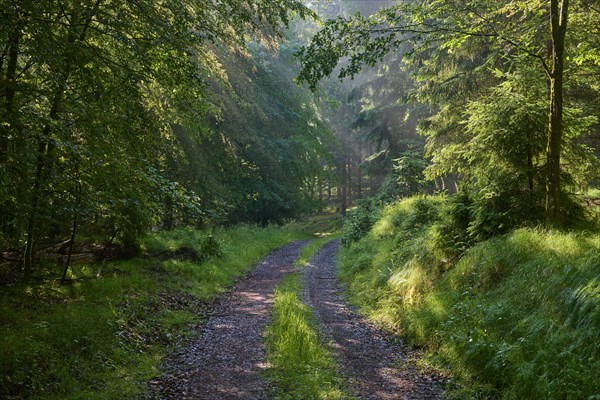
[146,240,309,400]
[304,239,445,400]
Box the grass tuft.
[265,274,344,399]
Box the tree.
[296,0,600,226]
[546,0,569,225]
[0,0,315,278]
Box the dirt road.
[146,241,308,399]
[303,239,444,399]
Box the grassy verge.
[339,195,600,399]
[0,224,309,400]
[285,213,343,237]
[265,236,345,399]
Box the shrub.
[341,200,381,246]
[432,190,473,256]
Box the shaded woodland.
[1,1,599,399]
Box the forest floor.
[146,239,444,399]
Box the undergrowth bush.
[339,194,600,399]
[431,191,473,256]
[341,200,381,246]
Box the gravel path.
[304,239,444,400]
[146,240,308,400]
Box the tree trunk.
[356,166,360,198]
[23,1,102,279]
[336,164,341,206]
[357,141,363,199]
[24,89,64,279]
[61,182,81,284]
[1,15,21,242]
[346,155,352,207]
[545,0,569,226]
[340,159,347,217]
[370,173,376,196]
[1,7,21,156]
[527,147,534,195]
[3,20,20,130]
[163,196,174,229]
[318,175,323,211]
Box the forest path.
[304,240,444,400]
[146,240,309,400]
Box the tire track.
[303,239,444,400]
[146,240,309,400]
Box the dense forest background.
[299,0,600,230]
[1,1,600,399]
[0,0,453,280]
[0,0,598,279]
[0,1,334,280]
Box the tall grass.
[339,195,600,399]
[0,224,310,399]
[265,274,344,399]
[265,236,345,399]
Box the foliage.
[206,36,336,225]
[339,195,600,399]
[432,191,474,256]
[0,0,330,276]
[425,66,596,233]
[199,233,223,261]
[377,146,430,203]
[341,200,381,246]
[297,0,600,226]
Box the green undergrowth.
[339,195,600,399]
[0,224,310,400]
[286,213,343,237]
[141,226,310,300]
[265,236,345,399]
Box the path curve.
[304,239,444,400]
[146,240,308,400]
